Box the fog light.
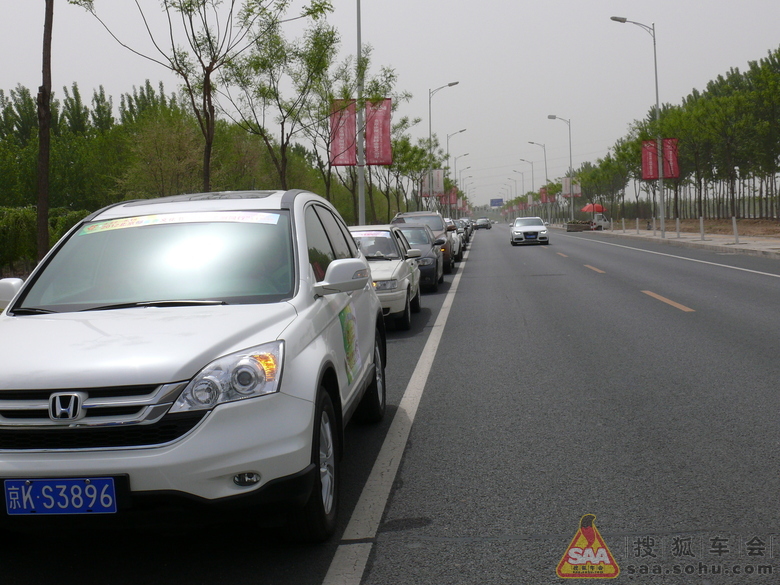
[233,472,261,486]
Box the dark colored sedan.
[397,224,444,292]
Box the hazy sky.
[2,0,779,206]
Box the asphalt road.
[4,224,780,585]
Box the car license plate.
[4,478,117,515]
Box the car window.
[398,214,444,232]
[400,228,431,245]
[305,206,336,281]
[514,218,545,227]
[314,205,356,259]
[351,231,401,259]
[19,211,294,311]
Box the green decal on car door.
[339,302,363,384]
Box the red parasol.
[581,203,606,213]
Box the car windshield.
[396,214,444,232]
[17,210,294,313]
[399,228,431,246]
[351,231,401,259]
[514,218,545,227]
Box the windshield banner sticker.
[79,211,280,236]
[557,514,620,579]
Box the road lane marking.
[642,290,695,312]
[323,250,467,585]
[584,265,605,273]
[557,234,780,279]
[557,252,568,257]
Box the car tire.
[286,390,339,543]
[354,329,386,423]
[443,254,452,274]
[437,264,444,284]
[410,286,421,313]
[396,291,411,330]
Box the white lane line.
[558,234,780,278]
[322,251,467,585]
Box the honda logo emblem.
[49,392,86,421]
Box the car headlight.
[540,230,548,234]
[374,280,398,291]
[417,258,434,266]
[170,341,283,412]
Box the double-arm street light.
[428,82,459,210]
[547,115,574,220]
[611,16,665,236]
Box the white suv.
[0,190,386,542]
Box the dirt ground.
[649,218,780,237]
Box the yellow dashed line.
[584,265,605,274]
[642,290,695,312]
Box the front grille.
[0,383,196,449]
[0,412,205,450]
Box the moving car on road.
[510,216,550,245]
[349,225,422,330]
[0,190,387,542]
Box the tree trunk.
[36,0,54,262]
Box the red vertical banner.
[663,138,680,179]
[365,98,392,165]
[330,100,356,166]
[642,140,659,180]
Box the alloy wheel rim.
[319,410,335,514]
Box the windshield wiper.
[81,300,227,312]
[10,307,58,315]
[366,255,395,261]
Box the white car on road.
[0,190,387,542]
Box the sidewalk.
[554,223,780,261]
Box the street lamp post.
[446,129,467,174]
[511,170,525,197]
[458,166,471,189]
[518,158,534,193]
[428,82,459,212]
[611,16,664,236]
[529,141,551,222]
[547,115,574,221]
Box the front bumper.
[0,391,315,508]
[511,231,549,244]
[377,288,407,316]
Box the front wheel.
[354,329,386,423]
[286,391,339,542]
[395,291,411,330]
[410,285,421,313]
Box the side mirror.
[446,225,456,231]
[0,278,24,311]
[313,258,370,296]
[406,249,422,259]
[433,238,445,246]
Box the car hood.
[0,304,297,390]
[366,259,405,280]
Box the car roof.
[349,224,397,232]
[88,190,311,221]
